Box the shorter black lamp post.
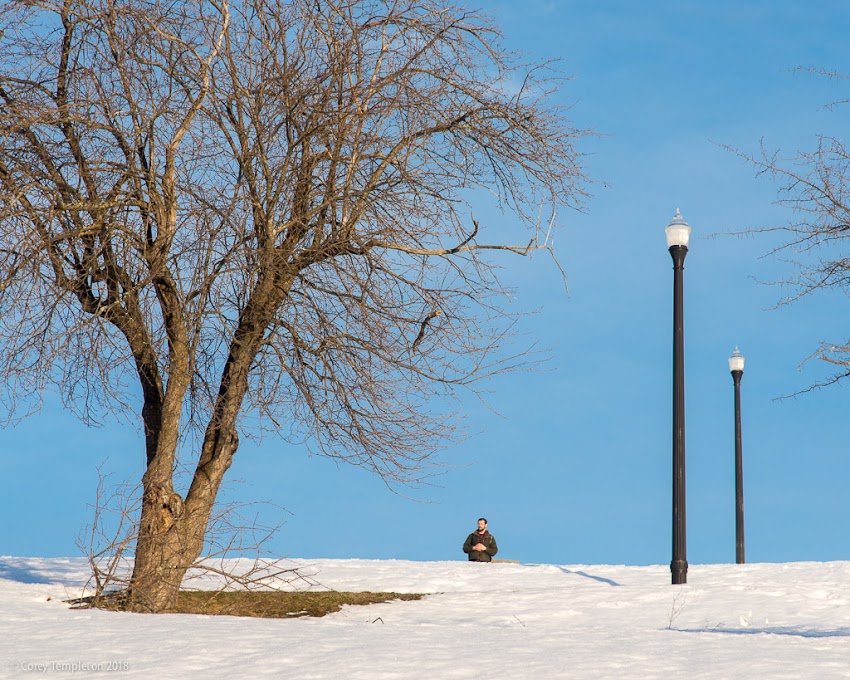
[729,347,745,564]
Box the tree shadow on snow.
[552,566,621,587]
[0,558,84,585]
[678,626,850,639]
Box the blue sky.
[3,0,850,568]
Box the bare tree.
[732,69,850,389]
[0,0,589,612]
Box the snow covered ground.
[2,556,849,678]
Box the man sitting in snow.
[463,517,499,562]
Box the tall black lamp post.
[729,346,745,564]
[666,209,691,585]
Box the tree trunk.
[127,484,204,612]
[127,422,239,612]
[127,274,280,611]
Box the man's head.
[477,518,488,532]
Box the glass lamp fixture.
[729,346,745,373]
[665,208,691,248]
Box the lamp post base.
[671,559,688,585]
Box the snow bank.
[2,557,849,678]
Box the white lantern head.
[665,208,692,248]
[728,346,745,373]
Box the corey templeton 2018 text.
[9,660,131,674]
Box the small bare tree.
[75,466,139,604]
[0,0,589,611]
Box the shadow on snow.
[676,626,850,639]
[551,565,621,587]
[0,557,86,586]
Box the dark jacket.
[463,530,498,562]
